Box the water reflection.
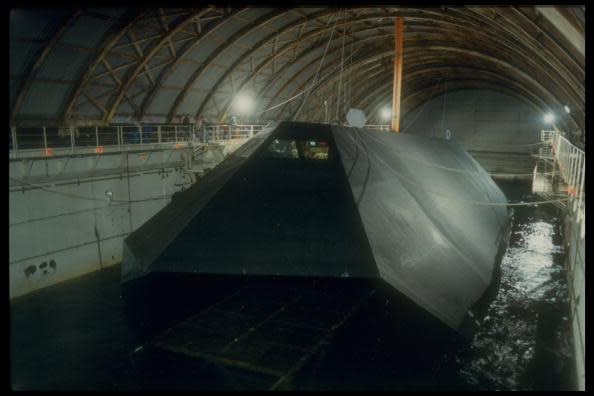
[454,180,572,390]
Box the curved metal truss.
[9,6,584,134]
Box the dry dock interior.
[9,6,584,391]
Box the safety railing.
[8,124,266,159]
[205,124,265,141]
[544,130,585,236]
[539,129,557,158]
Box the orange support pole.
[391,17,404,133]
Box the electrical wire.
[9,176,175,204]
[363,131,552,177]
[346,31,354,113]
[441,69,449,133]
[336,9,347,122]
[293,10,341,121]
[259,39,368,118]
[353,130,570,207]
[402,75,446,133]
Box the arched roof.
[9,6,585,135]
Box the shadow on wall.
[401,89,542,151]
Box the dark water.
[125,179,574,390]
[451,179,573,390]
[10,180,575,390]
[284,180,573,391]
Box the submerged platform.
[122,121,510,334]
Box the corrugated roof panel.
[260,12,300,31]
[115,99,134,115]
[208,17,243,43]
[184,39,219,62]
[20,81,73,116]
[10,8,73,40]
[146,88,180,114]
[9,77,21,105]
[60,15,114,48]
[87,8,127,19]
[234,27,271,49]
[9,40,44,77]
[163,60,198,87]
[193,66,226,90]
[85,84,114,100]
[237,7,271,21]
[37,46,91,81]
[131,20,162,41]
[177,91,207,115]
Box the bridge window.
[268,139,299,159]
[267,139,330,160]
[301,140,329,160]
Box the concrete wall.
[402,89,543,149]
[401,89,544,177]
[563,211,585,390]
[9,148,194,298]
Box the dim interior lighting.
[543,113,555,124]
[233,92,255,115]
[564,105,571,114]
[380,107,391,122]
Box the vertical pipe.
[573,154,582,213]
[43,126,48,152]
[569,146,577,193]
[575,153,584,212]
[70,127,75,154]
[158,125,161,144]
[569,146,579,207]
[174,125,178,143]
[391,17,404,133]
[578,157,584,221]
[11,127,17,158]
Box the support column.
[391,17,404,133]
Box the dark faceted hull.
[122,121,510,334]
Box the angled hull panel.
[122,122,510,332]
[331,126,509,329]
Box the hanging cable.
[352,130,569,207]
[293,10,341,121]
[440,69,449,134]
[260,39,367,119]
[402,75,446,133]
[347,31,354,112]
[9,176,174,204]
[335,9,347,122]
[363,129,551,176]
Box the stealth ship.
[122,121,511,334]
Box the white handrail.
[8,124,267,158]
[545,130,585,237]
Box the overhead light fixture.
[380,107,391,122]
[543,113,555,124]
[233,92,255,115]
[564,105,571,114]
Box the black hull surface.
[122,121,510,334]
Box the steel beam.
[390,17,403,132]
[63,9,146,123]
[11,9,83,124]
